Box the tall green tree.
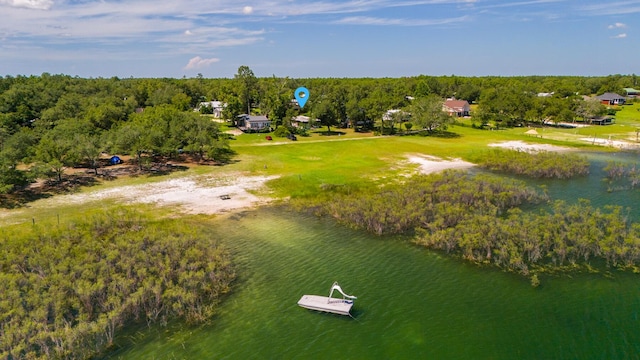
[576,98,605,123]
[409,95,452,132]
[34,135,73,182]
[112,111,162,170]
[72,133,104,175]
[330,86,348,127]
[178,113,232,163]
[261,76,291,127]
[0,129,34,194]
[314,99,338,133]
[235,65,257,114]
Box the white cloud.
[0,0,53,10]
[242,6,253,15]
[336,15,470,26]
[612,33,627,39]
[477,0,565,10]
[608,22,626,29]
[580,0,640,15]
[184,56,220,70]
[185,30,193,35]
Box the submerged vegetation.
[0,209,234,359]
[320,171,547,236]
[470,148,590,179]
[319,169,640,278]
[414,200,640,275]
[603,161,640,191]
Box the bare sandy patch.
[225,129,244,136]
[55,174,278,215]
[406,155,476,174]
[579,137,640,150]
[488,141,571,152]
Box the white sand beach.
[406,155,476,174]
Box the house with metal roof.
[624,88,639,97]
[236,114,271,132]
[596,93,625,105]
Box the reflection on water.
[107,153,640,359]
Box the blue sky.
[0,0,638,78]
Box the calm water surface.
[107,152,640,359]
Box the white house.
[383,109,410,122]
[196,101,226,118]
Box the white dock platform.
[297,295,354,316]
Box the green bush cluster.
[320,171,545,235]
[0,208,235,359]
[319,169,640,277]
[470,148,590,179]
[415,200,640,275]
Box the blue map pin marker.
[294,87,309,109]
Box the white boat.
[297,282,357,316]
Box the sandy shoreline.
[47,174,279,215]
[0,140,613,219]
[406,141,573,175]
[406,155,476,174]
[488,140,571,152]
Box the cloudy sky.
[0,0,638,78]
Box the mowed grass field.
[1,102,639,225]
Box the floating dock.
[297,282,357,316]
[297,295,354,316]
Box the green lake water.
[107,152,640,359]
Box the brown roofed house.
[443,99,470,117]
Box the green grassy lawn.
[2,114,639,225]
[227,123,615,200]
[535,103,640,144]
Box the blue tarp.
[109,156,121,165]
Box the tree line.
[0,208,235,359]
[228,70,636,133]
[0,71,637,195]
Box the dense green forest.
[0,71,637,196]
[0,208,234,359]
